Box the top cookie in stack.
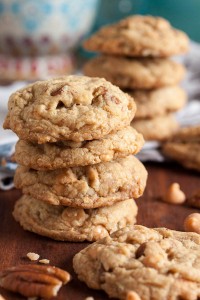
[83,15,189,141]
[4,75,147,242]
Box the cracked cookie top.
[4,75,136,143]
[84,15,189,57]
[73,225,200,300]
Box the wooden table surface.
[0,162,199,300]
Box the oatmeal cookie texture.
[128,86,186,119]
[3,75,136,143]
[84,56,185,90]
[162,125,200,171]
[131,114,179,141]
[14,155,147,208]
[73,225,200,300]
[14,127,144,170]
[13,196,138,242]
[84,15,189,57]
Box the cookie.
[163,125,200,143]
[14,127,144,170]
[14,155,147,208]
[13,195,138,242]
[162,126,200,171]
[84,15,189,57]
[84,56,185,89]
[131,114,179,141]
[73,225,200,300]
[3,75,136,143]
[129,86,187,119]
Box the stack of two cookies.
[83,15,189,141]
[4,75,147,242]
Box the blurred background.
[92,0,200,42]
[0,0,200,81]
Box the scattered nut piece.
[85,297,94,300]
[126,291,141,300]
[0,264,70,299]
[184,213,200,234]
[0,295,6,300]
[39,259,50,264]
[163,183,186,204]
[27,252,40,261]
[186,189,200,208]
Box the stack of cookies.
[83,15,189,141]
[4,75,147,242]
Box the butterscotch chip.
[184,213,200,234]
[162,125,200,171]
[14,155,147,208]
[73,225,200,300]
[13,196,138,242]
[84,56,185,90]
[128,86,187,119]
[84,15,189,57]
[163,183,186,205]
[131,114,179,141]
[14,127,144,170]
[3,75,136,143]
[0,264,70,299]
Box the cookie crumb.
[27,252,40,261]
[163,182,186,204]
[126,291,141,300]
[184,213,200,234]
[39,259,50,264]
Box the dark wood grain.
[0,162,199,300]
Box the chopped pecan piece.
[0,264,70,299]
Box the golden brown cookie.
[84,56,185,90]
[14,155,147,208]
[13,195,138,242]
[3,75,136,143]
[162,125,200,171]
[14,127,144,170]
[129,86,187,119]
[73,225,200,300]
[131,114,179,141]
[84,15,189,57]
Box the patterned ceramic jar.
[0,0,99,56]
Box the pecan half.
[0,264,70,299]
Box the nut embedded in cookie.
[73,225,200,300]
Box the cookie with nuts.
[13,195,138,242]
[14,155,147,208]
[131,114,179,141]
[84,15,189,57]
[14,126,144,170]
[162,125,200,171]
[73,225,200,300]
[3,75,136,143]
[128,86,187,119]
[84,56,185,90]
